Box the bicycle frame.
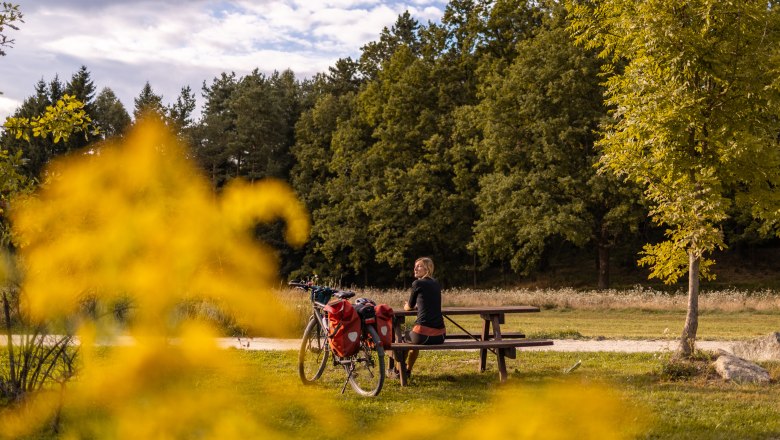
[292,281,385,397]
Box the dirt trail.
[222,338,737,353]
[12,336,736,353]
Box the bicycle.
[290,281,385,397]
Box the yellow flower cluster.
[12,118,308,333]
[5,119,315,438]
[1,119,645,439]
[385,380,647,440]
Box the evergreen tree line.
[3,0,773,288]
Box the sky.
[0,0,448,121]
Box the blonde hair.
[415,257,434,278]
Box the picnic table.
[390,306,554,386]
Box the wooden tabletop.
[392,305,540,317]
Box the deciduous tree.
[469,2,642,288]
[0,2,22,58]
[568,0,780,356]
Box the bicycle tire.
[347,325,385,396]
[299,316,330,384]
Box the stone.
[713,351,771,384]
[731,332,780,362]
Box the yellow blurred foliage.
[11,118,308,334]
[4,119,320,438]
[382,380,647,440]
[1,119,646,439]
[455,381,648,440]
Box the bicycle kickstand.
[341,365,354,394]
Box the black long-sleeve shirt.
[408,277,445,329]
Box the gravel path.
[11,336,737,353]
[222,338,737,353]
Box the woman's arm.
[405,280,420,310]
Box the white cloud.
[0,0,448,121]
[0,96,21,120]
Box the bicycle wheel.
[299,316,330,384]
[347,325,385,396]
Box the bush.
[656,350,716,381]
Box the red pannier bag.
[374,304,394,349]
[324,300,361,357]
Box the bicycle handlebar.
[288,280,356,300]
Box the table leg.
[480,319,490,372]
[491,315,503,339]
[393,348,409,386]
[497,348,508,382]
[390,316,405,372]
[492,315,507,380]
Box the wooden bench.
[390,338,553,386]
[446,332,526,340]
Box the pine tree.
[93,87,131,140]
[133,82,165,121]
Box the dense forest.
[4,0,780,290]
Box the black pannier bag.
[354,297,377,325]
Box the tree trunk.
[596,220,611,290]
[472,252,477,288]
[678,253,700,357]
[597,244,610,290]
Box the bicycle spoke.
[347,325,385,396]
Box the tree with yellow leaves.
[568,0,780,356]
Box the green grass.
[224,350,780,439]
[284,287,780,340]
[8,286,780,439]
[387,309,779,342]
[485,309,780,341]
[9,341,780,439]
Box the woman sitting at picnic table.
[396,256,445,377]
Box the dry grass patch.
[286,285,780,311]
[438,287,780,312]
[281,286,780,339]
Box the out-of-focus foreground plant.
[0,117,647,439]
[1,118,324,438]
[1,95,93,405]
[385,380,648,440]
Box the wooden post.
[480,319,490,372]
[497,349,508,382]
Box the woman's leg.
[404,331,443,375]
[407,349,419,372]
[406,331,429,374]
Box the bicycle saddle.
[334,290,355,300]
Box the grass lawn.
[7,286,780,439]
[228,349,780,440]
[10,330,780,439]
[463,309,780,341]
[287,287,780,341]
[21,346,778,439]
